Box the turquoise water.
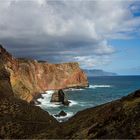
[38,76,140,122]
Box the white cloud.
[0,0,140,68]
[93,40,115,55]
[74,55,111,69]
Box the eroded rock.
[54,110,67,117]
[51,89,70,106]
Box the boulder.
[50,89,70,106]
[54,110,67,117]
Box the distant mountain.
[83,69,118,76]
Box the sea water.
[37,76,140,122]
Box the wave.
[89,84,112,89]
[37,90,77,122]
[64,88,85,91]
[37,90,78,108]
[65,85,112,91]
[69,100,78,107]
[37,90,63,108]
[44,90,55,94]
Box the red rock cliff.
[0,45,88,102]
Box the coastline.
[36,76,140,123]
[1,88,139,138]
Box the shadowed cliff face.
[0,45,88,102]
[0,60,13,98]
[0,68,13,98]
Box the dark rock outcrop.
[0,45,88,103]
[54,110,67,117]
[50,89,70,106]
[0,59,14,98]
[59,110,67,116]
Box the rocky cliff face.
[0,60,14,98]
[0,44,140,139]
[0,45,88,102]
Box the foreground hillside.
[31,89,140,139]
[62,90,140,139]
[0,96,60,139]
[0,67,140,139]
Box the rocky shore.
[0,74,140,139]
[0,45,140,139]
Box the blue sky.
[108,2,140,75]
[95,2,140,75]
[0,0,140,75]
[98,39,140,75]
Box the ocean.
[37,76,140,122]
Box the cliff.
[0,59,14,98]
[0,47,140,138]
[0,58,59,139]
[0,45,88,102]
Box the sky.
[0,0,140,75]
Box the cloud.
[74,55,111,68]
[0,0,140,68]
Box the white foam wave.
[45,90,55,94]
[37,90,78,108]
[37,90,63,108]
[64,88,85,91]
[89,85,112,89]
[69,100,78,107]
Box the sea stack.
[51,89,70,106]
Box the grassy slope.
[0,77,140,139]
[35,90,140,139]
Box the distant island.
[83,69,118,77]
